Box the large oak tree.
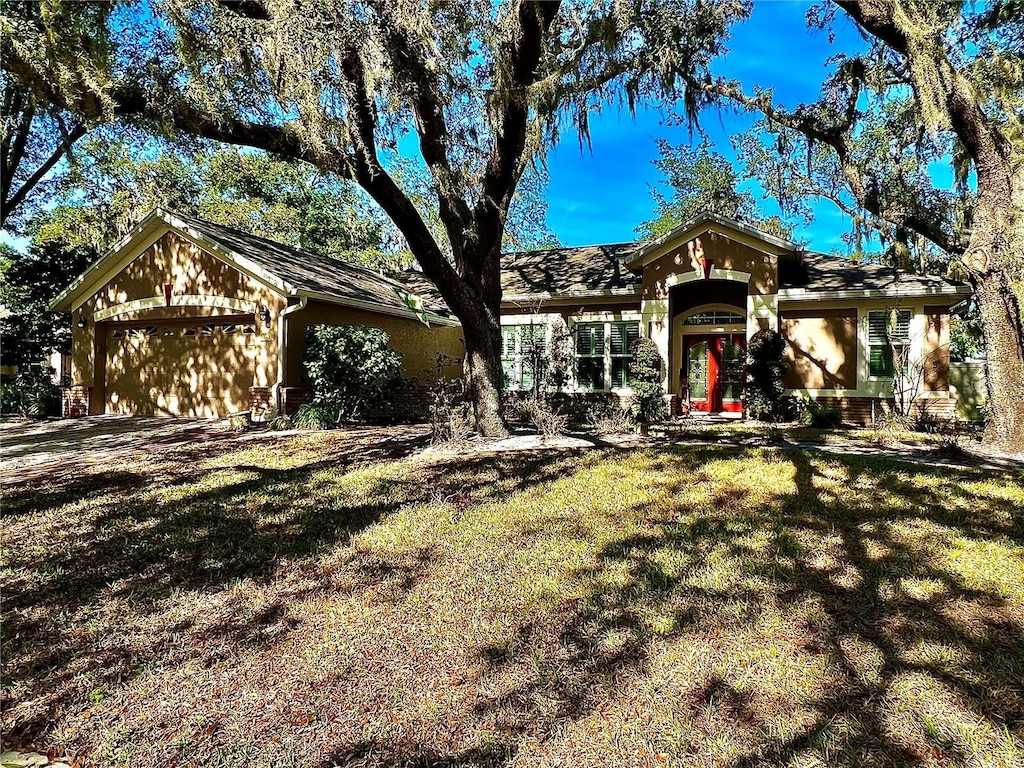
[684,0,1024,450]
[2,0,746,436]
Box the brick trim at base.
[62,386,91,418]
[249,387,272,422]
[812,395,958,425]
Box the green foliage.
[950,306,985,361]
[0,371,61,418]
[33,143,404,269]
[800,398,843,429]
[745,329,788,422]
[302,325,405,421]
[0,238,96,368]
[638,140,793,241]
[0,2,113,229]
[293,402,341,431]
[627,336,667,424]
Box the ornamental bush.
[302,325,405,421]
[0,372,61,418]
[744,329,787,422]
[627,336,668,424]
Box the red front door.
[685,335,745,413]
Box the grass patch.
[2,428,1022,767]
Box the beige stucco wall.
[923,306,951,391]
[284,300,465,386]
[71,232,284,414]
[642,233,778,300]
[781,308,858,390]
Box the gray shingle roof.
[500,242,642,296]
[176,212,968,310]
[170,212,453,315]
[781,252,969,295]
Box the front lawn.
[2,429,1022,767]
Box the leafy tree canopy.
[0,238,96,369]
[637,139,793,241]
[31,137,405,270]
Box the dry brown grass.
[2,426,1022,767]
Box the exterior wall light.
[259,305,272,326]
[76,314,88,329]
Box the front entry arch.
[685,334,745,413]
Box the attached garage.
[104,318,257,417]
[50,208,464,419]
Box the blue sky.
[544,1,867,252]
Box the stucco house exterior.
[49,209,464,418]
[52,208,971,422]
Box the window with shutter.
[610,322,640,388]
[574,320,640,390]
[868,309,911,377]
[501,323,549,391]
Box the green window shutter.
[609,323,640,388]
[577,357,603,390]
[868,310,911,377]
[892,310,911,340]
[869,347,894,377]
[611,358,628,388]
[502,358,517,388]
[609,322,640,355]
[577,323,605,356]
[626,323,640,352]
[610,324,627,355]
[868,311,888,344]
[501,326,517,357]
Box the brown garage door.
[105,318,256,417]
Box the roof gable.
[50,209,454,322]
[626,213,799,269]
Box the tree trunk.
[973,267,1024,452]
[964,155,1024,453]
[459,302,509,438]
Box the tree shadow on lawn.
[5,441,1022,765]
[1,444,583,745]
[448,446,1023,767]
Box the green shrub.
[745,329,787,421]
[627,336,667,424]
[293,401,341,430]
[0,373,61,418]
[801,398,843,429]
[302,325,405,421]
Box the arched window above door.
[682,310,744,326]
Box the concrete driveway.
[0,415,238,486]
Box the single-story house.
[51,208,971,422]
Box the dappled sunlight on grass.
[2,432,1022,767]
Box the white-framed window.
[501,323,548,391]
[868,309,911,378]
[575,320,640,391]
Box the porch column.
[641,298,670,389]
[746,293,779,340]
